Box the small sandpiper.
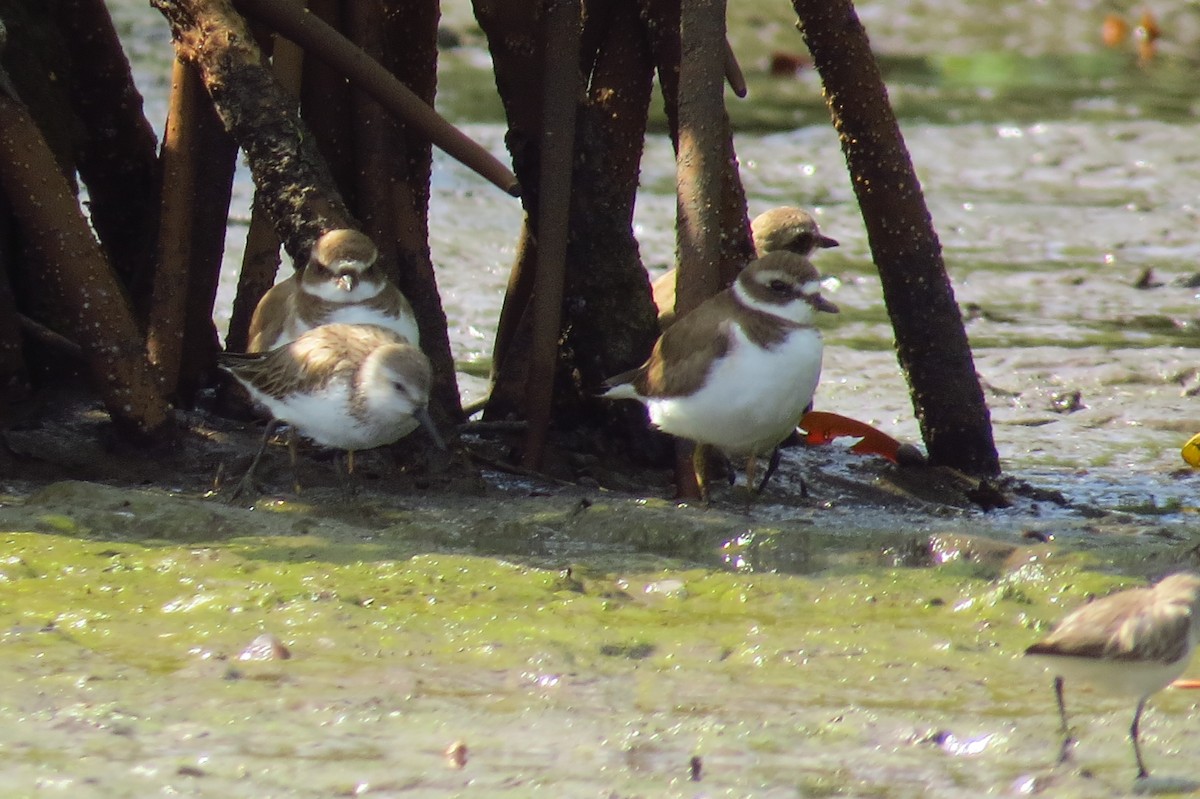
[1024,571,1200,780]
[219,323,443,495]
[247,229,420,352]
[653,206,838,329]
[604,250,838,499]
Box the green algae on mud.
[2,481,1200,795]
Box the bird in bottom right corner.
[1024,571,1200,781]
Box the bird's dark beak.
[817,234,839,249]
[336,272,358,292]
[416,406,447,450]
[814,295,839,314]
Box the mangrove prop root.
[0,93,170,437]
[792,0,1000,476]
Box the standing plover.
[605,250,838,499]
[247,229,420,352]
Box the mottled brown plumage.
[1027,574,1200,665]
[223,323,430,404]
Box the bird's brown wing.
[224,324,397,398]
[1026,585,1192,664]
[630,294,736,398]
[246,276,298,352]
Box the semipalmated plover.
[1024,571,1200,779]
[653,207,838,329]
[219,323,443,494]
[605,250,838,499]
[247,229,420,352]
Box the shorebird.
[247,229,420,352]
[653,206,838,329]
[219,323,443,496]
[1024,571,1200,779]
[603,250,838,500]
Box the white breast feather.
[322,305,420,346]
[646,324,823,456]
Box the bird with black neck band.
[604,250,839,502]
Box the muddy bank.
[2,397,1200,796]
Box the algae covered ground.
[2,428,1200,797]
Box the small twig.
[464,447,578,488]
[458,419,528,435]
[723,38,747,98]
[232,0,520,197]
[17,314,83,359]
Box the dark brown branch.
[146,59,198,396]
[639,0,754,284]
[299,0,357,208]
[176,79,237,402]
[791,0,1000,476]
[670,0,730,499]
[152,0,355,259]
[226,29,303,353]
[481,0,659,433]
[0,93,169,437]
[55,0,161,319]
[723,38,746,98]
[674,0,728,317]
[0,199,29,405]
[520,0,582,470]
[232,0,521,197]
[346,0,463,423]
[148,59,236,403]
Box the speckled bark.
[224,32,301,353]
[348,0,463,422]
[792,0,1000,476]
[233,0,517,196]
[673,0,727,322]
[152,0,355,261]
[0,93,170,437]
[668,0,729,499]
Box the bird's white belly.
[1027,653,1190,698]
[246,381,414,451]
[322,306,420,346]
[647,327,823,455]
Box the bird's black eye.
[768,279,790,294]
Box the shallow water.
[6,1,1200,795]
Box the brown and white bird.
[219,323,443,495]
[1024,571,1200,780]
[653,206,838,329]
[247,229,420,353]
[604,250,838,498]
